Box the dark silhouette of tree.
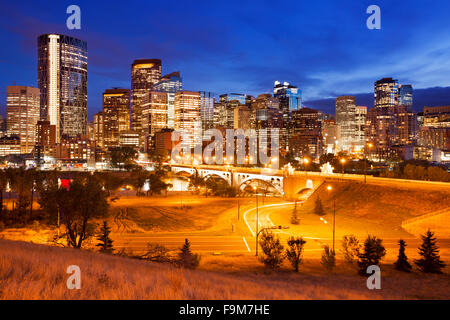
[394,239,412,272]
[0,170,7,218]
[110,147,138,170]
[341,235,361,264]
[96,220,114,253]
[414,230,446,274]
[321,245,336,272]
[357,235,386,276]
[95,172,124,197]
[142,243,170,262]
[291,203,299,225]
[39,175,109,248]
[314,197,325,216]
[286,236,306,272]
[178,239,200,269]
[259,230,284,270]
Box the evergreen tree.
[394,239,412,272]
[414,230,446,274]
[357,235,386,276]
[291,207,299,225]
[178,238,200,269]
[96,220,114,253]
[341,235,361,264]
[314,197,325,216]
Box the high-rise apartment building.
[103,89,131,149]
[174,91,201,148]
[6,86,40,153]
[355,106,367,150]
[131,59,162,147]
[38,34,88,142]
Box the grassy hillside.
[1,239,450,300]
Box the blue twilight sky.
[1,0,450,119]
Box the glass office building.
[38,34,88,142]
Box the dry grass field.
[1,239,449,300]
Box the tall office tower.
[6,86,40,153]
[103,89,131,149]
[335,96,357,152]
[141,91,168,150]
[234,105,251,130]
[355,106,367,150]
[93,111,104,148]
[290,108,323,160]
[131,59,162,146]
[153,72,182,129]
[219,93,246,104]
[174,91,201,149]
[38,34,88,142]
[322,119,340,154]
[274,81,302,151]
[200,91,215,131]
[418,106,450,154]
[366,78,415,160]
[399,84,413,106]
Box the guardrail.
[402,207,450,227]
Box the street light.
[256,225,289,257]
[253,185,259,256]
[327,185,336,253]
[303,158,309,177]
[340,158,346,174]
[364,143,373,183]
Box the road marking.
[242,236,251,252]
[243,202,297,236]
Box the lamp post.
[327,185,336,253]
[364,143,373,183]
[340,158,346,175]
[254,185,259,256]
[303,158,309,177]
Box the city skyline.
[1,1,450,119]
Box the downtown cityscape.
[0,0,450,309]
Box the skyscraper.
[103,89,131,149]
[141,91,168,150]
[38,34,88,142]
[131,59,162,147]
[93,112,104,148]
[6,86,40,153]
[290,107,322,160]
[174,91,201,149]
[153,71,182,129]
[335,96,356,152]
[200,91,215,131]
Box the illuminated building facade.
[131,59,162,147]
[153,72,182,129]
[103,89,131,149]
[200,91,215,131]
[335,96,357,152]
[38,34,88,142]
[142,91,168,150]
[6,86,40,153]
[93,112,104,148]
[174,91,201,148]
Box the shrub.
[341,235,361,263]
[321,245,336,272]
[285,237,306,272]
[314,197,325,216]
[259,230,284,270]
[142,243,171,263]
